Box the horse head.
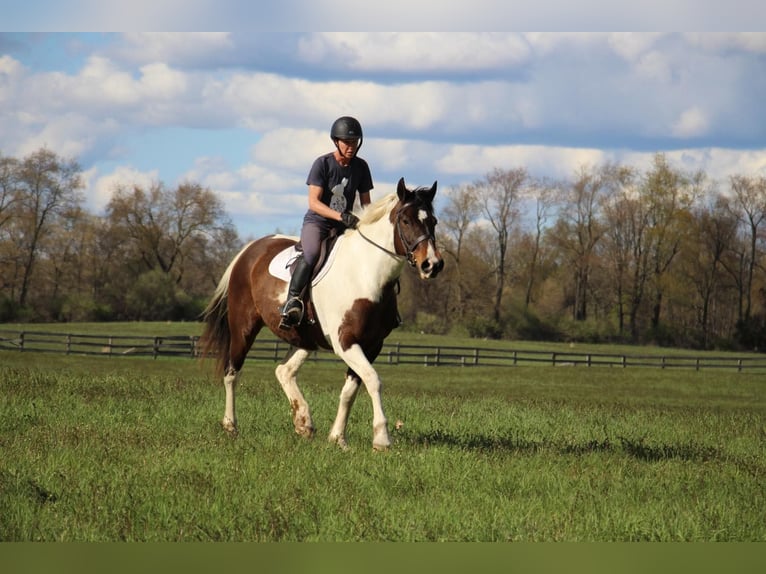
[393,177,444,279]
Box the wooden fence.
[2,329,766,371]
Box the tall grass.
[1,348,764,541]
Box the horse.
[199,177,444,450]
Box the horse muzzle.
[418,253,444,279]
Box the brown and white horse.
[200,177,444,450]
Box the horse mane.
[357,193,398,225]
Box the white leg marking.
[222,369,240,434]
[275,348,315,438]
[337,344,391,450]
[328,374,362,449]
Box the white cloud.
[3,32,766,239]
[86,165,160,213]
[685,33,766,54]
[114,33,234,64]
[299,33,531,71]
[672,106,710,139]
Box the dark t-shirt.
[303,152,373,225]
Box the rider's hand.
[341,211,359,229]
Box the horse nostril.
[421,260,432,273]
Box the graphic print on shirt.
[329,177,348,213]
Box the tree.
[475,167,526,324]
[0,154,20,231]
[10,148,84,308]
[104,180,241,319]
[551,162,628,322]
[440,183,481,322]
[682,193,738,347]
[642,153,701,337]
[520,177,558,310]
[728,175,766,324]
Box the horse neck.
[352,213,405,277]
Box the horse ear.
[423,181,437,203]
[396,177,408,201]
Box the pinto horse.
[199,177,444,450]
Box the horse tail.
[199,242,252,377]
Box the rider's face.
[336,138,359,158]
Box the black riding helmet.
[330,116,363,155]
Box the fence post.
[19,331,25,352]
[552,352,556,366]
[622,355,627,368]
[474,348,479,366]
[66,334,72,355]
[153,337,160,359]
[587,353,592,367]
[435,347,441,366]
[108,336,113,357]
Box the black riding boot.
[279,256,312,328]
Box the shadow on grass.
[400,428,723,464]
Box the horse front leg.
[328,369,362,450]
[275,347,315,438]
[336,345,391,451]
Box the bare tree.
[475,167,526,323]
[521,177,558,310]
[551,162,628,321]
[642,153,701,334]
[441,183,481,321]
[727,174,766,323]
[12,148,84,307]
[106,180,235,284]
[683,193,738,347]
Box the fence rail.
[1,329,765,371]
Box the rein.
[356,228,405,261]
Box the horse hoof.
[222,419,238,436]
[329,435,349,450]
[295,426,316,439]
[372,442,391,452]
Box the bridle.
[356,199,435,267]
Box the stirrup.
[279,297,304,328]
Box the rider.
[279,116,374,328]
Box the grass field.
[1,324,765,541]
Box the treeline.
[2,148,765,350]
[0,148,241,323]
[397,154,766,351]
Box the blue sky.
[2,24,765,238]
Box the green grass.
[2,344,764,541]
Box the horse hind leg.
[328,369,362,450]
[221,319,261,436]
[275,348,315,439]
[222,366,241,435]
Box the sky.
[2,7,765,239]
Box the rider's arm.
[307,184,343,221]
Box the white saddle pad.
[267,235,345,284]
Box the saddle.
[268,229,343,326]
